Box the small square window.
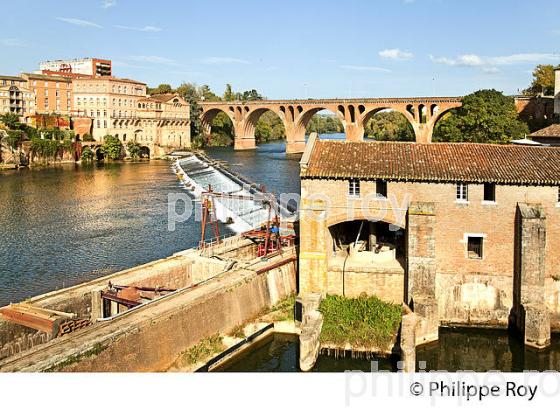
[483,183,496,202]
[467,236,483,259]
[348,179,360,197]
[376,180,387,197]
[456,183,468,201]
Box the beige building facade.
[0,76,35,122]
[299,136,560,349]
[73,77,190,155]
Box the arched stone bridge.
[200,97,462,153]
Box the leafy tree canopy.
[365,111,414,141]
[100,135,123,160]
[434,89,529,143]
[523,64,558,96]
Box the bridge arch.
[294,106,345,138]
[242,107,287,143]
[361,108,416,141]
[200,107,235,136]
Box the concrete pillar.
[400,311,417,372]
[407,202,438,345]
[513,203,550,349]
[91,290,103,322]
[299,196,329,294]
[368,221,377,251]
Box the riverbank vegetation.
[434,89,529,143]
[1,113,77,165]
[319,295,402,351]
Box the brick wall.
[300,177,560,330]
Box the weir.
[174,152,296,233]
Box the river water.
[217,329,560,372]
[0,139,304,306]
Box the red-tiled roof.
[301,140,560,185]
[530,124,560,138]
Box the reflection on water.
[0,161,206,306]
[216,333,394,372]
[217,329,560,372]
[0,140,303,306]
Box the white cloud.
[379,48,414,60]
[430,52,560,73]
[115,25,163,32]
[127,55,177,65]
[488,53,560,65]
[201,57,251,65]
[340,65,391,73]
[56,17,102,28]
[101,0,117,8]
[0,38,27,47]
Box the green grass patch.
[181,334,224,365]
[319,295,402,350]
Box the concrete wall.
[0,253,297,372]
[0,247,228,363]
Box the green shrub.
[319,294,402,350]
[100,135,123,160]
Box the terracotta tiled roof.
[301,140,560,185]
[530,124,560,138]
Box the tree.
[200,85,221,102]
[523,65,557,96]
[100,135,123,160]
[365,111,414,141]
[175,82,199,102]
[148,83,173,95]
[81,146,94,162]
[223,84,235,101]
[434,89,529,143]
[0,113,22,130]
[127,141,141,159]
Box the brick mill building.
[299,135,560,349]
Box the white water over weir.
[173,152,297,234]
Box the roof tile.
[301,140,560,185]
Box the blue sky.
[1,0,559,99]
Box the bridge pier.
[286,140,306,154]
[414,124,434,144]
[344,123,365,142]
[234,137,256,150]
